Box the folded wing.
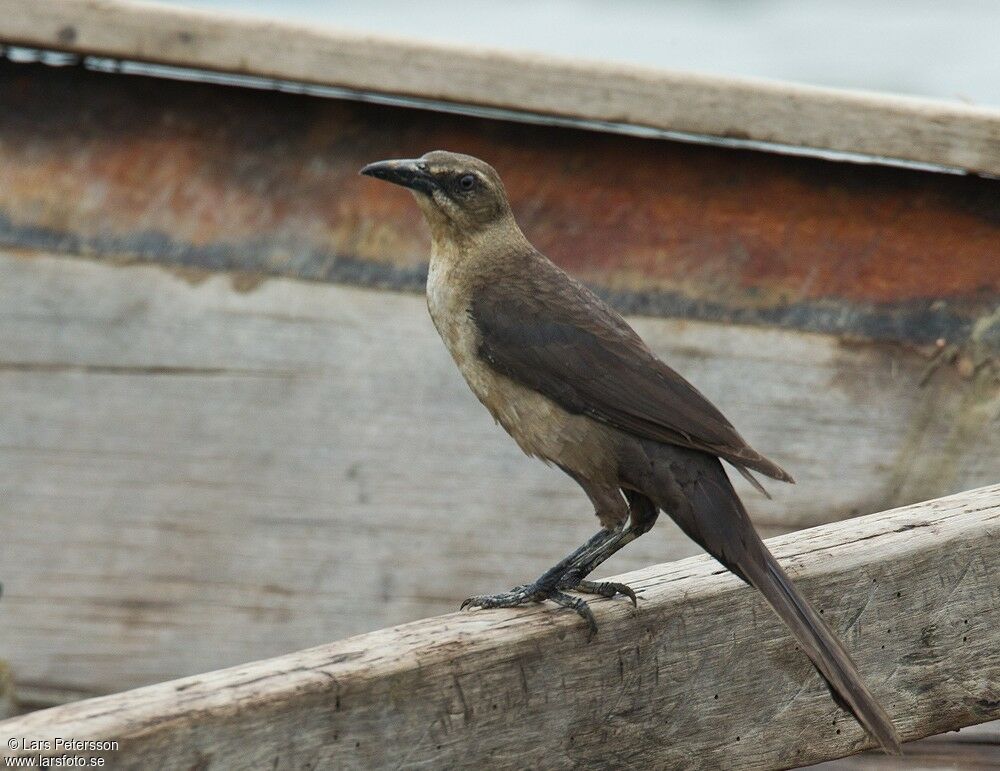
[470,258,793,486]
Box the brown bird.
[361,150,901,754]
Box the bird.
[361,150,901,754]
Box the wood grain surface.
[811,721,1000,770]
[1,484,998,769]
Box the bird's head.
[361,150,515,240]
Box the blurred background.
[169,0,1000,104]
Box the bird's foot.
[460,584,539,610]
[461,583,599,639]
[556,568,638,606]
[562,578,638,606]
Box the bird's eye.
[458,174,476,191]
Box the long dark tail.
[641,447,901,754]
[740,536,901,754]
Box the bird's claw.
[567,579,638,607]
[460,585,541,611]
[460,583,600,639]
[550,589,599,640]
[555,569,637,606]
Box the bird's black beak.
[360,159,437,195]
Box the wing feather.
[470,259,793,485]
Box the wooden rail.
[0,0,998,175]
[1,485,998,770]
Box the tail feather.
[746,543,902,755]
[643,448,901,754]
[733,464,773,499]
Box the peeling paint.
[0,59,997,349]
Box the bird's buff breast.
[426,254,619,483]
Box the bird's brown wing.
[470,259,793,484]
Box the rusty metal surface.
[0,59,997,345]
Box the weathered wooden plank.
[0,0,998,175]
[1,485,998,769]
[0,250,997,707]
[812,721,1000,769]
[0,61,997,349]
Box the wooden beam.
[1,485,998,769]
[817,721,1000,769]
[0,0,998,175]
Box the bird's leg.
[557,490,660,599]
[544,478,640,604]
[460,485,653,639]
[460,525,620,638]
[555,529,639,603]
